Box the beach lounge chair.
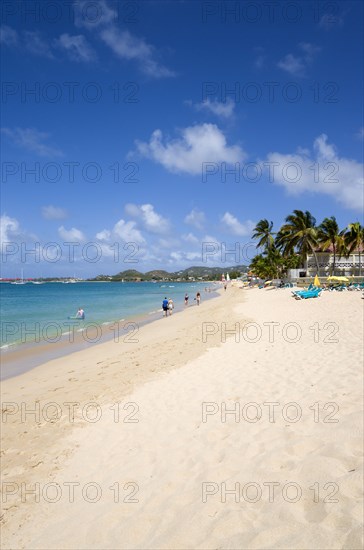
[294,288,322,300]
[291,282,316,296]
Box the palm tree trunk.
[359,251,362,277]
[311,248,320,275]
[333,246,336,276]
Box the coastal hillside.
[92,265,248,282]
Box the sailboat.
[11,269,27,285]
[62,273,78,283]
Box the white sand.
[1,287,363,549]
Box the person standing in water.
[76,307,85,319]
[184,293,189,306]
[196,291,201,305]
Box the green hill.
[144,270,171,280]
[112,270,144,281]
[91,265,248,282]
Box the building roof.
[309,245,364,254]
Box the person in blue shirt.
[162,297,169,317]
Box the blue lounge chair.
[294,288,322,299]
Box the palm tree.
[252,219,275,252]
[249,254,275,279]
[345,222,364,276]
[275,210,320,273]
[318,216,341,275]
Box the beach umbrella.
[327,276,349,282]
[314,274,321,287]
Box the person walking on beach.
[168,298,174,315]
[184,293,189,306]
[224,283,227,291]
[196,291,201,306]
[162,297,169,317]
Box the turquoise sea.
[0,281,214,350]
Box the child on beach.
[196,292,201,305]
[168,298,174,315]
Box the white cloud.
[99,26,174,77]
[74,0,117,29]
[100,26,151,61]
[263,134,364,210]
[278,42,320,77]
[192,98,235,119]
[0,214,21,246]
[0,25,18,46]
[1,127,63,158]
[95,229,111,241]
[0,26,53,58]
[182,232,199,244]
[58,226,86,242]
[74,0,174,77]
[125,203,170,234]
[168,250,201,264]
[255,55,265,69]
[277,54,306,77]
[299,42,321,58]
[24,31,54,59]
[221,213,256,236]
[0,216,40,263]
[356,127,364,141]
[54,33,96,62]
[185,252,202,261]
[1,23,99,64]
[203,234,218,243]
[319,13,344,29]
[253,46,266,69]
[135,124,245,175]
[42,206,68,220]
[184,209,206,229]
[113,219,145,243]
[169,251,183,263]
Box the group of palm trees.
[250,210,363,279]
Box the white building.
[305,247,363,277]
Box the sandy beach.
[1,286,363,550]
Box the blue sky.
[1,0,363,277]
